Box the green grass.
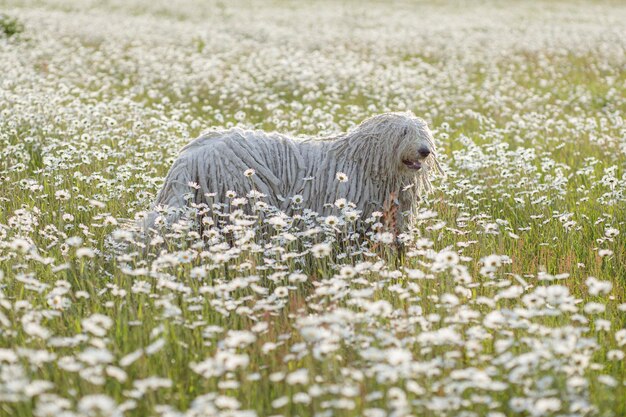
[1,1,625,416]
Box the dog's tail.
[141,131,227,232]
[142,154,197,231]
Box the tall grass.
[0,1,625,416]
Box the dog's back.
[146,129,310,228]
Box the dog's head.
[340,112,443,182]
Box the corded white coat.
[148,112,442,229]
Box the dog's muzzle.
[403,147,431,170]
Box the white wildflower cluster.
[0,0,625,416]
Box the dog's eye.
[402,126,410,137]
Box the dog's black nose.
[418,147,431,158]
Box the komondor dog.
[146,112,442,231]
